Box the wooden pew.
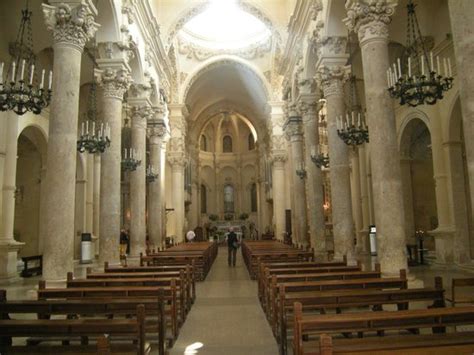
[277,276,445,355]
[0,304,148,355]
[37,281,180,344]
[446,277,474,306]
[67,272,189,323]
[103,261,196,301]
[317,332,474,355]
[88,268,196,304]
[292,303,474,355]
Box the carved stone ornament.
[96,67,132,100]
[42,1,100,51]
[122,0,136,25]
[344,0,397,43]
[131,106,152,129]
[271,134,287,151]
[168,152,186,167]
[297,100,319,117]
[169,137,185,153]
[316,65,350,98]
[320,36,348,56]
[128,83,152,102]
[148,122,167,141]
[310,0,323,21]
[271,151,287,165]
[298,78,317,95]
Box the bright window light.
[181,1,271,50]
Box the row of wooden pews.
[242,240,315,279]
[248,240,474,355]
[141,241,218,280]
[0,242,218,354]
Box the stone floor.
[169,247,279,355]
[1,248,474,354]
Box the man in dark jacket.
[227,228,239,267]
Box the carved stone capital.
[128,83,152,102]
[42,1,99,51]
[168,153,186,168]
[95,67,132,100]
[297,99,320,119]
[344,0,397,44]
[297,78,317,95]
[316,65,350,98]
[131,106,151,130]
[271,135,287,151]
[284,113,304,142]
[271,151,287,166]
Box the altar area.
[208,221,245,243]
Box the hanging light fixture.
[387,0,453,107]
[312,101,330,169]
[77,47,111,154]
[337,33,369,147]
[0,1,52,115]
[122,148,141,171]
[146,165,159,183]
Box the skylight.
[180,0,271,50]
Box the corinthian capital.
[148,119,167,142]
[316,65,350,98]
[131,106,152,129]
[344,0,397,44]
[42,1,99,51]
[297,99,320,118]
[95,67,132,100]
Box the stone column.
[40,1,98,279]
[444,141,473,260]
[160,139,168,241]
[284,108,309,247]
[358,145,371,231]
[169,149,186,242]
[0,113,23,281]
[148,116,166,249]
[298,92,326,256]
[271,135,287,241]
[128,83,151,256]
[317,65,355,261]
[128,104,150,256]
[92,154,100,255]
[400,157,415,244]
[345,0,408,274]
[448,0,474,252]
[350,149,365,254]
[95,63,131,265]
[85,154,94,233]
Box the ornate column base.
[428,226,458,264]
[0,241,24,282]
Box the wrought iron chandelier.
[146,165,159,183]
[77,48,111,154]
[311,149,329,169]
[122,148,141,171]
[387,0,453,107]
[337,33,369,147]
[0,1,52,115]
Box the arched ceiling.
[184,60,269,126]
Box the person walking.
[227,227,239,267]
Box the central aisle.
[170,246,279,355]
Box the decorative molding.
[316,65,350,98]
[95,67,132,100]
[344,0,397,44]
[177,34,273,61]
[42,1,99,51]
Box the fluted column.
[284,108,309,247]
[96,64,131,265]
[148,117,166,249]
[448,1,474,258]
[298,93,326,256]
[317,65,355,261]
[345,0,408,274]
[271,135,287,241]
[129,103,150,256]
[40,2,98,279]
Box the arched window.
[250,183,257,212]
[248,133,255,150]
[224,184,234,213]
[223,135,233,153]
[201,184,207,213]
[200,135,207,151]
